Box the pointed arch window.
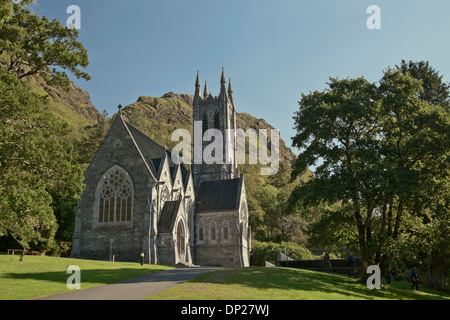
[211,222,217,241]
[97,166,133,224]
[177,220,186,258]
[160,186,170,210]
[214,110,220,129]
[198,224,204,242]
[223,221,229,241]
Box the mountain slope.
[120,92,297,166]
[0,55,101,139]
[26,75,102,139]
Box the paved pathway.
[38,267,220,300]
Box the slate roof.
[158,200,182,233]
[125,122,167,161]
[120,117,188,178]
[194,177,242,213]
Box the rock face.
[1,58,102,136]
[16,65,295,165]
[33,75,102,125]
[24,69,296,167]
[42,80,102,124]
[122,93,296,167]
[161,92,194,107]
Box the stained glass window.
[98,167,133,223]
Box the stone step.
[176,262,201,268]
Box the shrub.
[252,241,316,266]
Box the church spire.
[228,78,234,103]
[228,78,233,94]
[196,71,201,88]
[194,71,201,101]
[220,67,228,100]
[221,67,226,85]
[203,81,209,98]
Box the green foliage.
[240,162,308,243]
[398,60,450,108]
[0,0,88,253]
[251,240,316,266]
[306,203,360,256]
[0,0,90,90]
[290,61,450,286]
[0,67,84,251]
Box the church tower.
[192,69,238,188]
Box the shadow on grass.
[0,267,202,286]
[194,267,449,300]
[1,266,218,287]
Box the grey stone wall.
[194,210,244,267]
[157,233,175,266]
[72,117,154,263]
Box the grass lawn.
[146,267,450,300]
[1,253,448,301]
[0,253,173,300]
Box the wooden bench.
[7,249,44,256]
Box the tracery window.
[98,166,133,223]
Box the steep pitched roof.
[194,176,243,213]
[158,200,182,233]
[116,113,188,180]
[125,121,167,160]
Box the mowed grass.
[146,267,450,300]
[1,253,448,301]
[0,253,173,300]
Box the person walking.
[410,267,419,290]
[347,253,355,278]
[386,269,392,285]
[324,250,332,273]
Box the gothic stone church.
[71,70,251,267]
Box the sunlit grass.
[0,253,172,300]
[147,267,450,300]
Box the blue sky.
[31,0,450,157]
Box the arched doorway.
[176,220,186,262]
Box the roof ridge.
[119,114,158,182]
[123,119,165,151]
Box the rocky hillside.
[120,92,297,166]
[1,54,101,139]
[16,69,301,173]
[27,75,102,139]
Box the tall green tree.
[397,60,449,109]
[0,0,89,252]
[0,0,90,90]
[290,65,450,282]
[391,60,450,290]
[0,68,84,251]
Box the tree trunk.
[352,200,371,282]
[423,253,447,291]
